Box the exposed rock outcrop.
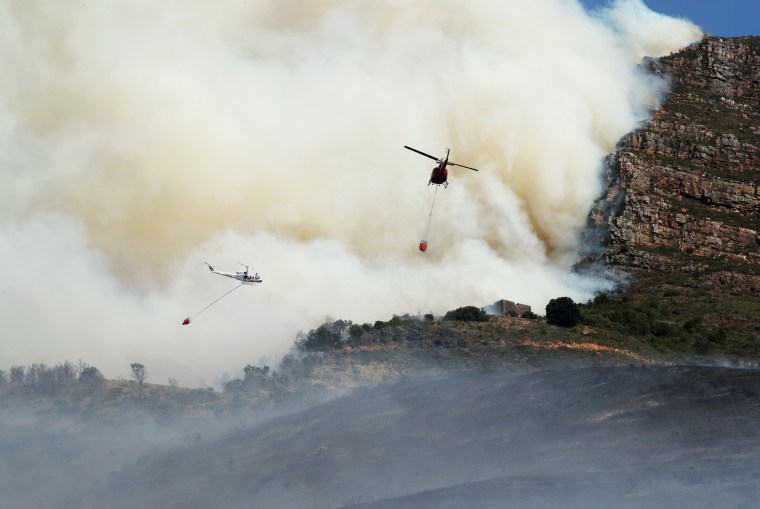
[583,37,760,292]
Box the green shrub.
[683,318,702,333]
[652,321,678,337]
[593,293,609,305]
[693,335,711,354]
[546,297,581,328]
[707,327,728,344]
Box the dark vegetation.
[443,306,489,322]
[578,270,760,357]
[0,360,105,397]
[0,360,227,420]
[545,297,582,327]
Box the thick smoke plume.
[0,0,701,385]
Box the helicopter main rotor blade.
[448,162,479,171]
[404,146,440,162]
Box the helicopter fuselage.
[205,263,262,284]
[216,271,262,284]
[429,163,448,185]
[405,145,476,188]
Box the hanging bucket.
[419,240,428,252]
[182,317,191,325]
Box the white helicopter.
[204,262,262,284]
[182,262,263,325]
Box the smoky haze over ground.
[0,0,701,384]
[3,366,760,508]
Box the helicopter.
[182,262,262,325]
[404,145,480,252]
[404,145,479,187]
[204,262,262,284]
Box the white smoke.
[0,0,701,386]
[592,0,704,60]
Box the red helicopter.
[404,145,479,188]
[404,146,479,252]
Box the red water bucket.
[182,317,191,325]
[419,241,428,252]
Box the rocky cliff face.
[584,36,760,292]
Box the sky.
[581,0,759,37]
[0,0,706,386]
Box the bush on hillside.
[546,297,581,328]
[443,306,489,322]
[297,320,352,351]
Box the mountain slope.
[584,36,759,288]
[85,366,760,509]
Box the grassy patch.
[580,271,760,357]
[663,91,760,147]
[639,150,759,185]
[675,195,760,231]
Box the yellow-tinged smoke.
[0,0,701,385]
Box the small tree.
[244,364,270,380]
[546,297,581,327]
[36,364,56,395]
[10,365,24,385]
[79,365,105,394]
[168,377,178,390]
[348,323,364,339]
[298,320,351,351]
[130,363,148,386]
[53,361,77,388]
[24,363,40,387]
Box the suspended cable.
[419,185,439,252]
[182,283,243,325]
[425,185,439,238]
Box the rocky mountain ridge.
[584,36,759,292]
